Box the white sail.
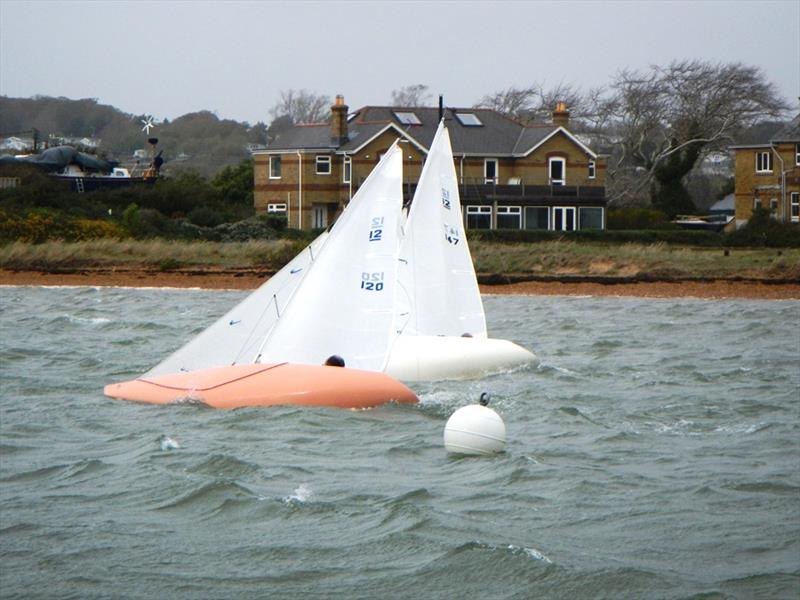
[258,143,404,372]
[396,121,487,338]
[145,231,329,377]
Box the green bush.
[188,206,224,227]
[724,207,800,248]
[466,228,722,246]
[607,207,674,230]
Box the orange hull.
[104,363,418,409]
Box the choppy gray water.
[1,286,798,599]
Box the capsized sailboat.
[104,143,417,408]
[384,121,536,381]
[104,363,416,409]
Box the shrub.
[188,206,224,227]
[725,207,800,248]
[607,207,674,230]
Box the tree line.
[0,59,793,220]
[271,60,791,217]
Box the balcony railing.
[351,176,606,204]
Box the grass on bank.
[0,239,307,272]
[469,240,800,279]
[1,239,798,280]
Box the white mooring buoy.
[443,393,506,455]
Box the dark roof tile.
[264,104,582,156]
[771,114,800,143]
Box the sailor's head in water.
[324,355,345,367]
[461,333,473,338]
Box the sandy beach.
[2,268,799,299]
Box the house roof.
[262,104,597,158]
[729,114,800,148]
[771,113,800,143]
[709,193,735,213]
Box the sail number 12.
[361,271,385,291]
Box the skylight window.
[455,112,483,126]
[394,111,422,126]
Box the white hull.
[384,335,536,382]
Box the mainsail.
[396,121,487,338]
[258,143,404,372]
[145,231,329,377]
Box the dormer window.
[394,111,421,126]
[455,112,483,127]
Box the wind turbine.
[141,117,155,135]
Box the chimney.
[552,102,570,129]
[330,94,349,146]
[438,94,443,122]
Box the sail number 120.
[361,271,384,291]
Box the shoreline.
[2,268,799,299]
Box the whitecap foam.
[159,435,180,451]
[284,484,313,504]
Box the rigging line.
[252,241,320,363]
[230,293,279,366]
[253,293,280,364]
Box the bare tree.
[475,82,600,128]
[475,85,537,120]
[603,60,789,214]
[391,84,432,107]
[268,89,331,125]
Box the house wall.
[734,142,800,224]
[254,127,608,230]
[254,151,344,229]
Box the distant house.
[730,114,800,226]
[252,97,607,231]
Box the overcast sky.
[1,0,798,125]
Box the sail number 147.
[361,271,384,291]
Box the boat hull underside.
[104,363,418,409]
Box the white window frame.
[269,155,281,179]
[466,205,492,229]
[796,144,800,166]
[496,205,522,229]
[484,159,498,184]
[588,160,596,179]
[791,192,799,223]
[553,206,576,231]
[770,198,779,218]
[755,151,772,173]
[753,198,761,210]
[342,155,351,183]
[267,203,287,213]
[315,155,331,175]
[549,157,566,185]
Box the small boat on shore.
[0,145,160,191]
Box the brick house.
[730,114,800,227]
[253,96,607,231]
